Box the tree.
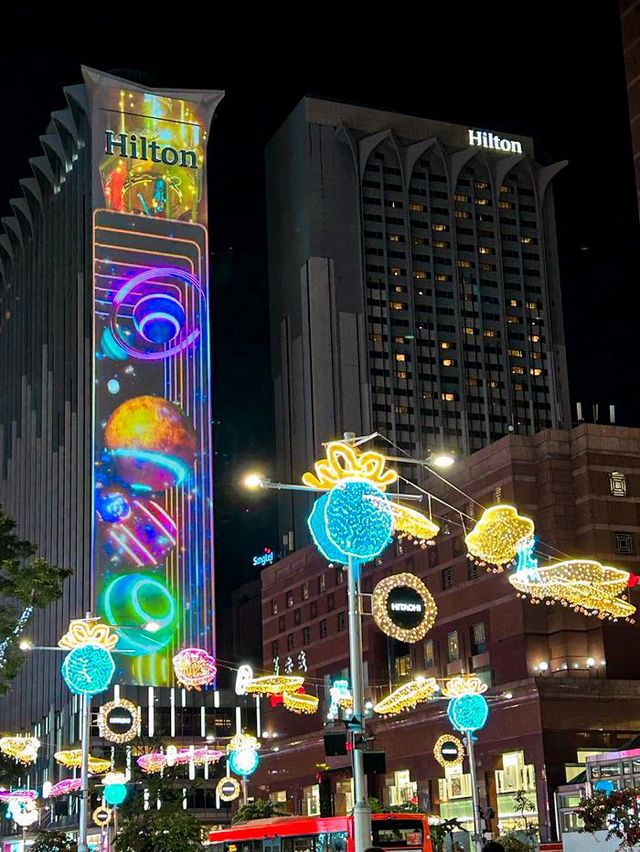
[115,809,204,852]
[497,788,538,852]
[577,787,640,850]
[232,798,288,825]
[0,504,71,692]
[31,830,77,851]
[428,817,467,852]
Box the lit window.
[435,274,450,282]
[483,330,496,338]
[527,301,538,310]
[395,404,409,415]
[432,223,448,232]
[417,290,424,295]
[441,392,456,401]
[395,654,412,679]
[512,366,524,375]
[499,201,514,209]
[510,299,519,307]
[442,359,454,367]
[530,368,543,376]
[390,267,402,277]
[413,237,427,245]
[615,532,635,555]
[455,210,470,219]
[454,193,469,202]
[531,352,542,360]
[302,582,309,600]
[464,327,475,335]
[509,349,524,357]
[336,566,345,585]
[507,315,519,324]
[409,202,424,212]
[447,630,459,662]
[458,260,472,268]
[395,370,407,379]
[318,574,326,593]
[424,639,435,668]
[479,246,493,255]
[441,341,452,350]
[433,240,449,249]
[610,472,627,497]
[286,591,294,608]
[500,185,511,193]
[475,197,489,206]
[471,622,486,655]
[395,353,406,362]
[271,600,278,615]
[475,181,489,190]
[529,334,540,343]
[488,380,499,388]
[521,236,533,245]
[394,336,404,344]
[390,301,404,310]
[394,285,406,293]
[414,270,427,279]
[513,382,524,391]
[389,234,401,242]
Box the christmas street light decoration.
[136,746,223,774]
[227,733,260,777]
[372,573,437,643]
[54,750,111,775]
[465,505,535,572]
[302,441,399,491]
[433,734,465,768]
[172,647,217,690]
[217,776,241,802]
[50,779,82,797]
[282,689,319,714]
[509,546,636,622]
[0,735,40,765]
[97,698,141,743]
[443,676,489,734]
[58,618,117,697]
[328,679,353,718]
[373,677,439,717]
[244,674,304,696]
[0,790,39,828]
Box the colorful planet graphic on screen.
[99,573,177,655]
[104,395,196,490]
[97,491,178,567]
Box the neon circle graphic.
[61,644,115,696]
[100,573,177,655]
[109,267,204,361]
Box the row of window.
[424,622,487,667]
[271,613,347,656]
[270,570,340,615]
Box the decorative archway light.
[172,648,217,690]
[465,505,535,572]
[373,677,439,717]
[372,573,437,643]
[304,442,440,566]
[433,734,465,768]
[509,542,636,622]
[0,736,40,765]
[54,750,111,775]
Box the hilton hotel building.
[266,98,571,547]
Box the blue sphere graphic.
[228,748,260,777]
[447,694,489,733]
[61,644,115,696]
[133,295,186,344]
[104,783,127,805]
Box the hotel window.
[395,370,407,379]
[475,180,489,190]
[464,327,475,335]
[509,349,524,357]
[287,633,295,651]
[500,184,511,193]
[441,341,452,350]
[529,334,540,343]
[318,574,326,593]
[513,383,524,392]
[409,202,424,212]
[302,582,309,600]
[442,566,454,589]
[499,201,514,209]
[319,619,327,639]
[389,234,401,242]
[467,561,480,580]
[337,612,346,632]
[615,532,635,555]
[442,392,456,402]
[479,246,493,255]
[424,639,435,668]
[286,591,294,608]
[471,622,487,655]
[458,260,472,268]
[336,566,345,584]
[303,627,311,646]
[442,359,454,367]
[610,472,627,497]
[414,270,427,279]
[433,240,449,248]
[454,193,469,202]
[396,353,406,362]
[521,236,533,245]
[414,236,427,245]
[436,274,451,282]
[527,301,538,310]
[432,223,448,232]
[390,301,404,310]
[507,315,519,324]
[530,368,543,376]
[510,299,519,307]
[455,210,470,218]
[294,609,301,626]
[512,366,524,375]
[483,330,496,338]
[447,630,460,662]
[390,268,402,278]
[327,593,335,611]
[475,197,489,206]
[271,599,278,615]
[395,654,412,679]
[278,616,285,632]
[394,284,406,293]
[272,640,279,657]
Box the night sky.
[0,5,637,597]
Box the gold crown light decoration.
[228,733,260,753]
[509,558,636,622]
[58,618,118,651]
[282,690,319,715]
[465,505,535,572]
[0,736,40,765]
[442,675,488,698]
[373,677,439,717]
[54,750,112,775]
[433,734,465,768]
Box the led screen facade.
[84,68,223,685]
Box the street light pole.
[465,733,483,852]
[78,691,91,852]
[347,555,371,852]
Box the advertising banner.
[83,67,223,685]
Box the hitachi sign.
[104,131,198,168]
[468,129,523,155]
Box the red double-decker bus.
[208,813,433,852]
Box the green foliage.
[368,797,384,814]
[498,834,536,852]
[577,787,640,849]
[115,809,204,852]
[428,817,466,852]
[31,830,77,851]
[232,798,288,825]
[0,504,71,693]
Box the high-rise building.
[254,424,640,842]
[620,0,640,218]
[266,98,571,548]
[0,69,250,843]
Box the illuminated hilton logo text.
[104,131,198,168]
[468,129,523,155]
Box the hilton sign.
[468,129,523,155]
[104,130,198,168]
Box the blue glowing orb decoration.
[133,294,186,344]
[308,479,393,565]
[61,644,115,696]
[447,694,489,733]
[96,488,131,523]
[107,379,121,395]
[104,783,127,805]
[228,748,260,777]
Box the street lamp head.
[243,473,264,490]
[430,451,455,469]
